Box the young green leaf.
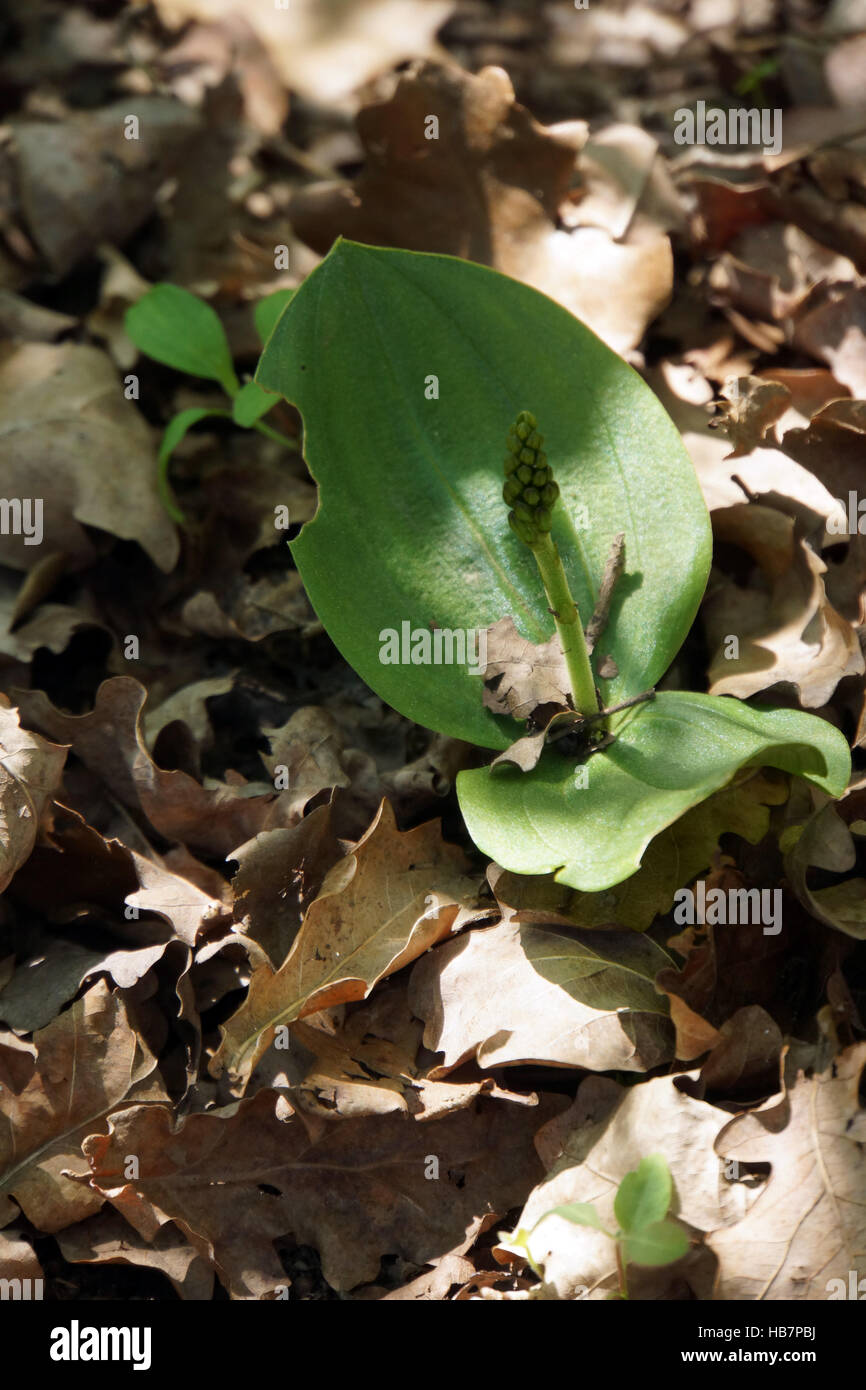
[126,285,239,395]
[255,239,711,749]
[157,407,232,524]
[232,379,278,427]
[457,692,851,890]
[255,288,296,345]
[536,1202,612,1235]
[622,1218,689,1267]
[614,1154,672,1233]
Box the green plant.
[125,283,296,523]
[501,1154,690,1299]
[254,238,850,893]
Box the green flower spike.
[504,411,599,719]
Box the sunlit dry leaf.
[287,62,671,352]
[409,919,673,1073]
[709,1044,866,1299]
[149,0,453,108]
[504,1072,749,1300]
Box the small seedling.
[253,240,850,896]
[125,284,296,523]
[501,1154,689,1299]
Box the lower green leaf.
[457,692,851,891]
[232,380,279,427]
[157,408,231,523]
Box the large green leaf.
[457,693,851,891]
[256,239,712,749]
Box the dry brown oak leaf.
[708,1043,866,1300]
[82,1087,564,1296]
[211,799,486,1089]
[0,696,67,894]
[0,981,160,1234]
[287,62,672,353]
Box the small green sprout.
[125,283,296,524]
[501,1154,689,1300]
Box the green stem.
[252,418,297,449]
[615,1240,629,1300]
[530,532,599,717]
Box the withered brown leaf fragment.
[83,1087,565,1296]
[482,616,570,722]
[703,503,863,705]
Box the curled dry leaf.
[290,984,533,1122]
[212,800,486,1089]
[0,342,179,574]
[704,502,863,706]
[0,696,67,893]
[709,1044,866,1299]
[57,1209,214,1302]
[409,918,673,1073]
[783,798,866,940]
[782,398,866,631]
[260,707,353,819]
[0,981,160,1234]
[712,376,794,457]
[83,1088,564,1296]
